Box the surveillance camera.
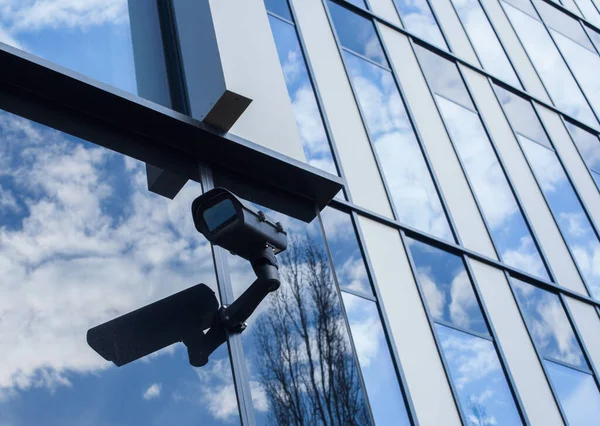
[191,188,287,260]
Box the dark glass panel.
[407,238,488,335]
[321,207,373,297]
[265,0,293,20]
[436,324,523,426]
[414,45,475,111]
[494,85,552,148]
[0,110,239,425]
[327,0,387,67]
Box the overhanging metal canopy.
[0,43,342,221]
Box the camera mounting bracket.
[183,245,281,367]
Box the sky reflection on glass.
[342,293,411,426]
[436,324,523,426]
[267,15,338,175]
[416,46,549,279]
[565,123,600,186]
[450,0,522,88]
[535,0,595,50]
[501,1,600,128]
[587,26,600,52]
[0,1,136,94]
[393,0,450,51]
[545,360,600,426]
[0,110,240,425]
[226,212,373,425]
[265,0,292,20]
[327,1,387,66]
[408,238,488,335]
[518,134,600,299]
[321,207,373,296]
[512,278,588,367]
[342,51,454,242]
[576,0,600,26]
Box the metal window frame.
[506,271,600,425]
[411,40,556,284]
[402,231,531,425]
[321,207,421,424]
[321,0,463,247]
[490,82,600,303]
[446,0,527,90]
[266,0,353,200]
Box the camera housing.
[192,187,287,260]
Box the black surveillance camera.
[191,188,287,261]
[87,188,288,369]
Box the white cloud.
[0,112,217,399]
[418,270,445,320]
[143,383,161,400]
[449,270,477,330]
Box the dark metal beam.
[0,43,342,221]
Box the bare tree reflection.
[253,234,370,426]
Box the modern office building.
[1,0,600,424]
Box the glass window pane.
[545,360,600,426]
[436,324,524,426]
[342,51,454,242]
[436,97,549,280]
[450,0,522,88]
[321,208,373,297]
[501,1,599,128]
[267,15,338,175]
[414,45,475,111]
[518,135,600,299]
[226,211,372,425]
[575,0,600,27]
[347,0,369,8]
[587,25,600,52]
[415,49,550,280]
[534,0,595,50]
[0,110,239,424]
[593,169,600,187]
[494,85,552,149]
[327,1,387,67]
[342,293,411,426]
[551,29,600,121]
[265,0,292,20]
[565,122,600,180]
[0,3,136,94]
[407,238,489,335]
[393,0,450,51]
[512,278,588,368]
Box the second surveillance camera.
[191,188,287,260]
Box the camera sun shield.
[192,188,287,260]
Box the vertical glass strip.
[407,238,524,425]
[450,0,523,88]
[416,46,550,280]
[266,13,339,175]
[392,0,450,51]
[322,207,412,426]
[495,85,600,299]
[501,0,600,128]
[565,121,600,191]
[327,1,455,243]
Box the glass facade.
[494,85,600,299]
[4,0,600,424]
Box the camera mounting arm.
[183,244,281,367]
